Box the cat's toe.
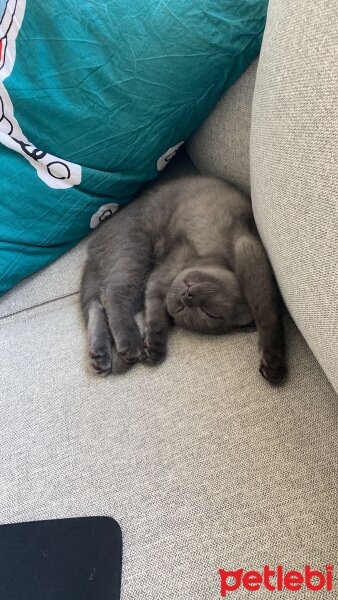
[144,345,167,365]
[111,349,130,374]
[89,350,112,376]
[117,334,144,365]
[259,351,287,386]
[143,334,167,365]
[120,346,144,365]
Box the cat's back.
[171,175,250,214]
[86,174,252,266]
[168,175,252,254]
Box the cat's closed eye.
[200,307,222,319]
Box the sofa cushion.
[250,0,338,392]
[0,239,88,320]
[0,298,337,598]
[186,58,258,196]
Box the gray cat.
[81,175,286,384]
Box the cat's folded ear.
[232,302,253,327]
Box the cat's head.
[166,265,253,334]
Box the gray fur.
[81,175,286,384]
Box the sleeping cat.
[81,175,286,384]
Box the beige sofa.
[0,1,337,598]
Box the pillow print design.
[0,0,81,189]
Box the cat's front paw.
[116,328,144,365]
[143,330,167,365]
[259,349,287,386]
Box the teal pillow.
[0,0,267,294]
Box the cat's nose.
[183,294,193,307]
[182,284,195,307]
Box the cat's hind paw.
[259,350,287,386]
[89,349,112,376]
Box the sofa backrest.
[251,0,338,392]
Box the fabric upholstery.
[250,0,338,392]
[0,298,337,599]
[186,58,258,196]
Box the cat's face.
[166,266,253,334]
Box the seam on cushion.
[0,291,80,323]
